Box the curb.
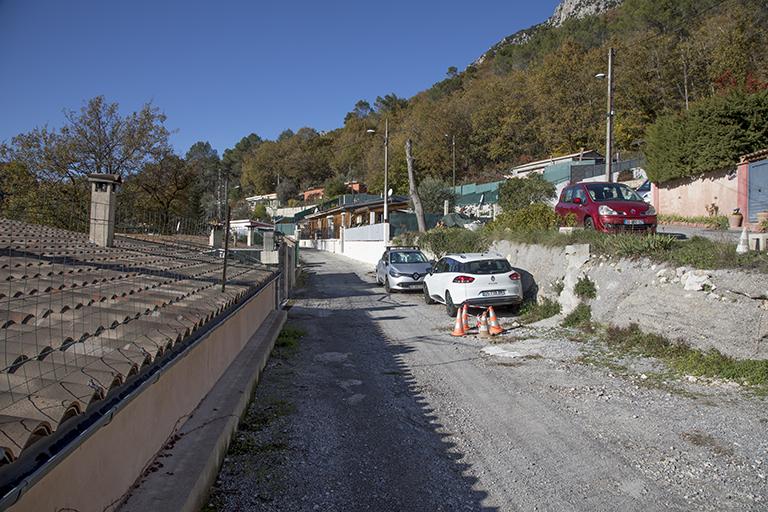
[118,309,288,512]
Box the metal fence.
[570,158,645,183]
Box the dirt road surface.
[207,249,767,512]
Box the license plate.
[481,290,505,297]
[624,219,644,225]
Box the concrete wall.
[299,223,389,266]
[8,281,277,512]
[653,168,739,217]
[494,240,768,360]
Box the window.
[573,188,588,203]
[460,259,512,274]
[446,259,461,273]
[562,188,573,203]
[433,259,449,273]
[390,251,428,264]
[585,183,643,202]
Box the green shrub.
[492,203,560,232]
[417,227,489,257]
[658,213,728,230]
[574,276,596,299]
[498,174,555,212]
[518,297,561,324]
[562,303,592,328]
[392,231,419,247]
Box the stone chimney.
[87,173,121,247]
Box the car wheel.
[384,276,392,294]
[423,284,436,304]
[445,291,458,317]
[584,217,594,230]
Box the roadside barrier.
[451,308,466,337]
[478,312,490,338]
[488,306,503,335]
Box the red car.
[555,181,657,233]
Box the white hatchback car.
[422,253,524,316]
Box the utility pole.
[451,135,456,188]
[605,47,615,183]
[383,118,389,223]
[221,175,230,292]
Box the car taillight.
[453,275,475,283]
[509,272,521,280]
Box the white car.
[422,253,524,316]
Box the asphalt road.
[207,249,767,512]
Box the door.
[749,159,768,223]
[427,258,450,299]
[572,187,589,225]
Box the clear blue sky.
[0,0,558,155]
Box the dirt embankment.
[493,241,768,360]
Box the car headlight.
[598,205,619,216]
[644,205,656,215]
[389,269,402,277]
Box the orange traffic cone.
[488,306,503,335]
[451,308,466,337]
[462,304,470,332]
[477,312,490,338]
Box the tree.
[323,175,348,198]
[374,94,408,113]
[417,177,455,214]
[222,133,262,188]
[276,180,298,205]
[344,100,373,123]
[405,139,427,232]
[498,174,555,212]
[122,155,196,232]
[185,141,220,220]
[251,204,270,221]
[8,96,171,182]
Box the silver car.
[375,247,433,293]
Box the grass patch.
[240,399,296,432]
[574,276,596,299]
[228,437,289,456]
[518,297,561,324]
[561,303,592,328]
[602,324,768,387]
[275,325,305,349]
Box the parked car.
[635,179,652,203]
[555,181,657,233]
[422,253,524,316]
[375,247,433,293]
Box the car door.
[376,250,388,282]
[426,258,448,299]
[556,187,574,220]
[572,187,589,225]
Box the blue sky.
[0,0,558,155]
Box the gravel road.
[206,249,767,512]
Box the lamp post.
[445,134,456,188]
[221,181,240,292]
[595,47,615,182]
[367,118,389,223]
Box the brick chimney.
[87,173,121,247]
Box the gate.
[749,159,768,223]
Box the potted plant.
[729,208,743,229]
[758,211,768,230]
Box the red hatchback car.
[555,182,657,233]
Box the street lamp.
[222,182,240,292]
[444,134,456,188]
[595,47,615,182]
[366,119,389,223]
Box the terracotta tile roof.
[740,148,768,163]
[0,219,273,466]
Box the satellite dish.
[388,188,393,197]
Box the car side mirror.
[573,197,582,205]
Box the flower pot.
[728,213,743,229]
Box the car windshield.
[390,251,428,264]
[585,183,643,202]
[460,259,512,275]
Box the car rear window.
[460,259,511,274]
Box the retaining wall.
[493,240,768,360]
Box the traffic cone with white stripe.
[462,304,470,332]
[477,311,490,338]
[451,308,466,337]
[488,306,503,335]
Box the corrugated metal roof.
[0,219,273,467]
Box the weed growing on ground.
[239,399,296,432]
[602,324,768,387]
[574,276,596,299]
[275,325,305,349]
[551,278,564,295]
[518,298,561,324]
[561,303,592,328]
